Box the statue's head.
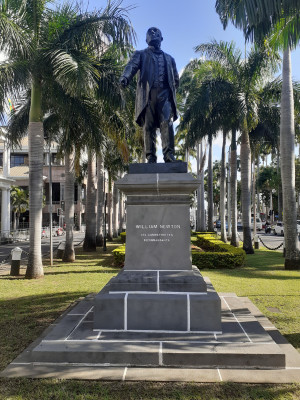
[146,27,163,47]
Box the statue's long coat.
[121,48,179,127]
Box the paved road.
[0,231,85,266]
[233,231,286,251]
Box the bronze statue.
[120,27,179,163]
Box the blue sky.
[86,0,300,165]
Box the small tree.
[10,186,29,230]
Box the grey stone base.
[2,293,300,383]
[93,271,221,332]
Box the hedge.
[112,234,245,269]
[193,234,245,269]
[112,245,125,267]
[120,232,126,243]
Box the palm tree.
[215,0,300,268]
[10,186,29,230]
[83,149,97,251]
[1,1,135,277]
[195,40,279,253]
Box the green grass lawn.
[0,241,300,400]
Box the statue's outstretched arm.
[120,51,141,87]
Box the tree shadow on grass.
[200,249,300,281]
[43,268,119,276]
[0,378,299,399]
[0,292,89,371]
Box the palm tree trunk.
[112,181,119,238]
[277,150,282,221]
[220,131,227,242]
[62,150,75,262]
[240,126,254,254]
[118,189,124,234]
[96,153,104,246]
[252,157,257,234]
[280,47,300,269]
[257,154,261,214]
[78,183,82,231]
[83,150,97,251]
[26,78,44,279]
[230,129,239,247]
[107,191,113,241]
[207,134,214,231]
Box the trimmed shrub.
[193,234,245,269]
[120,232,126,243]
[112,234,245,269]
[112,245,125,267]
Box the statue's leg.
[144,89,157,163]
[158,89,176,162]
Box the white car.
[251,218,263,231]
[273,222,284,236]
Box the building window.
[11,155,25,167]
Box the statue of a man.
[120,27,179,163]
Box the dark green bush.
[120,232,126,243]
[193,234,245,269]
[113,234,245,269]
[112,245,125,267]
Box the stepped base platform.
[94,270,221,332]
[2,291,300,383]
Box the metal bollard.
[10,247,23,276]
[254,235,260,249]
[57,241,65,259]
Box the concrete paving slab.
[98,331,216,342]
[0,364,126,380]
[68,321,99,340]
[42,315,85,340]
[220,368,300,383]
[33,341,160,365]
[162,342,285,368]
[67,300,94,315]
[125,367,220,382]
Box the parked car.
[251,218,263,231]
[273,222,284,236]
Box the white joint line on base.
[214,333,217,340]
[159,342,163,366]
[124,293,128,331]
[11,362,131,367]
[110,291,207,295]
[92,329,223,334]
[124,269,189,272]
[217,368,223,381]
[187,294,190,331]
[64,306,94,341]
[96,331,102,340]
[122,367,128,381]
[157,271,160,292]
[43,339,275,344]
[221,297,252,343]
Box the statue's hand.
[119,76,128,87]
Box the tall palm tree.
[83,149,97,251]
[1,1,135,277]
[215,0,300,268]
[195,40,279,253]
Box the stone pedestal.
[94,163,222,333]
